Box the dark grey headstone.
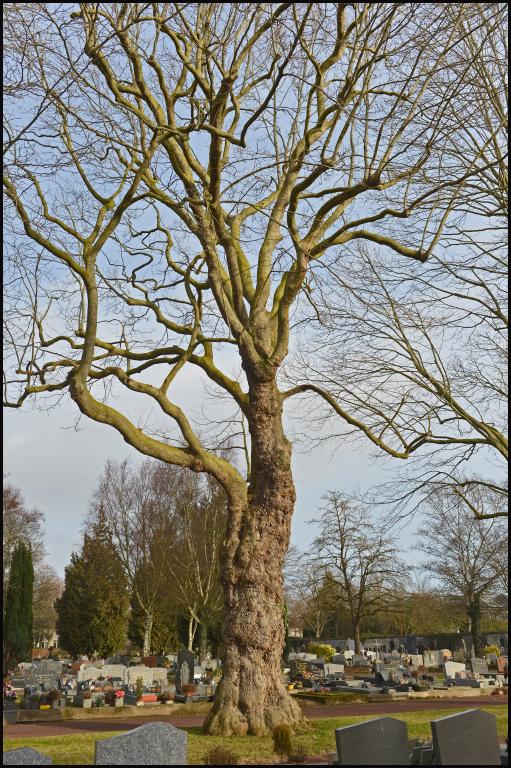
[335,716,409,765]
[95,721,187,765]
[3,747,52,764]
[470,658,490,675]
[431,708,501,765]
[175,649,194,694]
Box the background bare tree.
[415,487,508,656]
[91,459,173,657]
[310,491,404,652]
[159,468,226,661]
[3,2,505,734]
[3,480,45,598]
[32,563,63,647]
[285,549,339,639]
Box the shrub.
[47,689,60,702]
[203,746,238,765]
[272,724,293,760]
[135,676,144,699]
[289,746,308,763]
[92,695,106,708]
[483,644,501,657]
[306,643,336,663]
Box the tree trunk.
[204,376,305,736]
[468,596,482,657]
[142,613,153,658]
[198,620,208,664]
[187,615,198,652]
[354,622,361,654]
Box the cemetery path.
[3,696,507,738]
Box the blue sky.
[3,378,421,578]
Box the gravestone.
[335,717,409,765]
[324,663,344,676]
[408,654,423,668]
[126,666,154,687]
[3,748,52,764]
[95,721,187,765]
[175,649,194,693]
[77,666,102,682]
[152,667,169,684]
[444,661,466,678]
[410,745,434,765]
[423,650,443,668]
[496,656,508,675]
[431,709,501,765]
[333,654,347,665]
[101,664,127,680]
[470,658,490,676]
[352,654,369,666]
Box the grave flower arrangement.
[158,691,174,703]
[92,694,106,708]
[114,690,125,698]
[3,685,16,700]
[182,683,197,696]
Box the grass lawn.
[3,705,507,765]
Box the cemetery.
[3,1,508,765]
[3,642,508,763]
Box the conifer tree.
[56,508,129,657]
[3,542,34,670]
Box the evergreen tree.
[55,508,129,657]
[4,542,34,669]
[55,552,91,657]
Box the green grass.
[3,705,507,765]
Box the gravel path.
[3,696,507,739]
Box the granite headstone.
[95,721,187,765]
[431,708,501,765]
[3,748,52,764]
[335,716,409,765]
[175,649,194,693]
[470,658,490,676]
[444,661,466,678]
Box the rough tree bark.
[204,374,304,735]
[198,622,208,665]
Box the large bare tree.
[3,3,504,734]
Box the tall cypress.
[3,542,34,669]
